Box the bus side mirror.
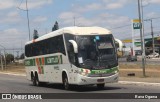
[115,38,123,51]
[69,40,78,53]
[68,40,79,67]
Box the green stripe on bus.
[25,55,63,66]
[91,67,118,74]
[25,59,35,66]
[41,66,44,74]
[39,58,42,65]
[45,55,63,65]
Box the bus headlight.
[114,70,118,73]
[79,69,91,76]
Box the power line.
[0,48,24,51]
[17,0,24,9]
[111,24,131,29]
[145,17,160,21]
[111,17,160,30]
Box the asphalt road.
[0,73,160,102]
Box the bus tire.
[63,74,70,90]
[97,83,105,89]
[31,73,36,86]
[34,72,43,86]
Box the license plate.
[97,79,104,82]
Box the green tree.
[145,41,152,47]
[52,21,59,31]
[33,29,39,39]
[19,53,24,59]
[5,53,14,64]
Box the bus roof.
[25,26,112,45]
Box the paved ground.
[0,73,160,102]
[0,63,159,83]
[0,63,160,102]
[119,77,160,83]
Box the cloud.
[58,0,132,40]
[7,11,19,17]
[149,0,160,4]
[105,0,131,9]
[0,0,53,25]
[0,0,53,10]
[19,0,53,10]
[71,0,131,14]
[145,12,160,18]
[59,10,130,28]
[0,0,15,10]
[3,28,19,34]
[74,3,102,13]
[0,28,27,48]
[59,11,99,26]
[0,11,22,24]
[33,16,47,23]
[59,12,78,19]
[106,2,123,9]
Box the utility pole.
[140,0,146,62]
[150,19,155,53]
[73,16,76,26]
[144,19,155,53]
[16,51,19,59]
[0,45,6,69]
[0,51,3,70]
[17,0,31,41]
[26,0,31,41]
[138,0,146,77]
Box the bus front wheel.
[63,75,70,90]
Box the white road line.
[119,81,160,86]
[0,72,26,76]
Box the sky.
[0,0,160,52]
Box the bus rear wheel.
[97,83,105,89]
[35,76,40,86]
[34,74,45,86]
[63,75,70,90]
[31,75,36,86]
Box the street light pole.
[138,0,146,77]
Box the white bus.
[25,26,119,89]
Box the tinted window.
[25,35,66,57]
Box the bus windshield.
[75,35,118,70]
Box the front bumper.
[77,73,119,85]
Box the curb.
[119,81,160,86]
[0,72,26,76]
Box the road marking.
[0,72,26,76]
[119,81,160,86]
